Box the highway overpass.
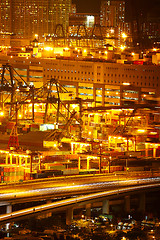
[0,172,159,204]
[0,173,160,224]
[0,181,160,224]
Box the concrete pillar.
[6,204,12,214]
[66,207,73,225]
[139,193,145,213]
[124,195,130,214]
[102,199,109,215]
[86,203,92,218]
[6,204,12,231]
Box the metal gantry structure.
[45,23,117,47]
[0,63,31,118]
[0,64,85,142]
[2,63,158,148]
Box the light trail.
[0,182,160,223]
[0,177,159,202]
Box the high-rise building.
[0,0,11,33]
[0,0,71,39]
[125,0,160,48]
[100,0,127,46]
[71,4,76,14]
[100,0,125,27]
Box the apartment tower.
[0,0,71,39]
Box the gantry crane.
[0,64,87,145]
[0,63,31,117]
[45,110,77,142]
[0,64,70,123]
[112,103,158,136]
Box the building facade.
[0,0,11,33]
[100,0,127,47]
[0,56,159,107]
[100,0,125,28]
[0,0,71,39]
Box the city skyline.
[73,0,160,17]
[0,0,159,238]
[0,0,160,44]
[0,0,71,39]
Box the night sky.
[72,0,160,19]
[72,0,100,13]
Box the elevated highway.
[0,180,160,224]
[0,172,160,205]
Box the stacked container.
[0,165,25,183]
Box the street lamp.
[122,32,127,40]
[120,45,126,51]
[35,34,39,40]
[121,32,127,50]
